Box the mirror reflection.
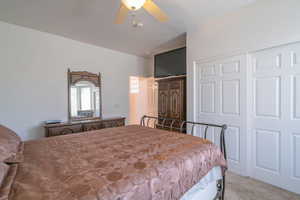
[70,81,100,119]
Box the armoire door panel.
[158,91,169,117]
[168,79,183,119]
[169,88,181,119]
[157,77,186,122]
[158,82,169,117]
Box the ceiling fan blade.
[143,0,168,22]
[115,3,129,24]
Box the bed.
[0,116,227,200]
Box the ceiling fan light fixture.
[121,0,146,10]
[115,0,168,24]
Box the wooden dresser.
[44,117,125,137]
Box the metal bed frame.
[140,115,227,200]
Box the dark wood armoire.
[156,76,186,129]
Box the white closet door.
[194,55,248,175]
[250,43,300,194]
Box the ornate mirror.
[68,69,102,121]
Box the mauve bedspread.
[9,125,226,200]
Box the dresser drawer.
[102,119,125,128]
[83,122,104,131]
[46,124,82,137]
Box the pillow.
[0,125,22,163]
[0,163,9,188]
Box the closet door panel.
[194,55,247,175]
[250,42,300,194]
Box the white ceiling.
[0,0,255,57]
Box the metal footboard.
[140,115,227,200]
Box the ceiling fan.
[115,0,168,24]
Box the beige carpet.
[225,172,300,200]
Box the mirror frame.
[67,69,102,121]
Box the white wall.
[187,0,300,121]
[0,21,151,140]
